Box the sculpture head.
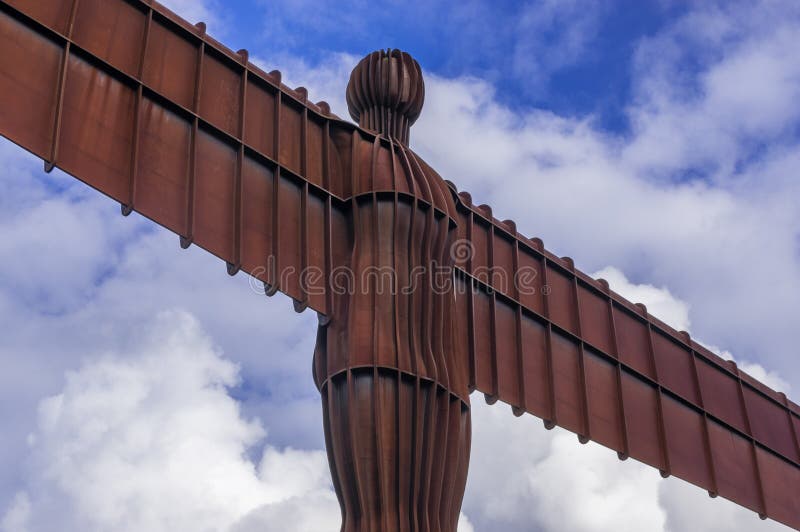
[346,49,425,145]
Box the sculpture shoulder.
[331,132,456,218]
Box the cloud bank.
[3,311,339,532]
[0,0,797,530]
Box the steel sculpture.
[0,1,798,530]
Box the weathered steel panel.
[620,373,665,469]
[454,194,800,529]
[614,305,656,379]
[551,330,585,437]
[585,349,625,452]
[746,386,800,463]
[662,394,714,489]
[708,419,762,513]
[72,0,147,75]
[243,79,276,159]
[547,265,579,334]
[517,249,545,314]
[495,298,520,407]
[279,101,303,175]
[0,0,353,317]
[193,130,237,261]
[1,0,797,528]
[58,54,136,202]
[199,50,242,137]
[239,155,274,274]
[142,18,198,110]
[277,172,303,300]
[135,98,191,234]
[652,330,701,406]
[4,0,73,34]
[520,313,550,419]
[0,9,60,157]
[578,285,614,355]
[760,446,800,525]
[473,286,494,394]
[306,117,325,187]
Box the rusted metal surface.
[452,197,800,526]
[314,50,470,530]
[0,1,798,530]
[0,0,363,315]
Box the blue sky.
[251,0,687,131]
[1,1,799,531]
[217,0,689,133]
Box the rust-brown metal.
[452,200,800,525]
[0,1,798,530]
[314,51,470,530]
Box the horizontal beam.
[0,0,366,315]
[452,195,800,529]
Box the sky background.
[1,0,799,531]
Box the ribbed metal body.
[1,2,799,529]
[312,134,471,531]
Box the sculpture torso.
[313,136,469,402]
[310,50,471,532]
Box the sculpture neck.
[358,106,411,145]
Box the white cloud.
[409,1,800,388]
[464,267,791,531]
[704,346,791,394]
[623,2,800,180]
[465,398,666,532]
[157,0,227,34]
[0,0,798,531]
[596,266,790,394]
[252,0,607,99]
[593,266,691,331]
[250,51,357,118]
[733,359,790,393]
[0,309,477,531]
[2,311,339,532]
[659,475,789,532]
[0,493,29,532]
[510,0,607,92]
[527,434,665,532]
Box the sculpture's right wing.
[0,0,359,315]
[450,189,800,530]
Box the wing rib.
[452,189,800,529]
[0,0,358,315]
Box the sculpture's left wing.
[0,0,357,316]
[449,187,800,530]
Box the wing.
[0,0,358,315]
[450,188,800,529]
